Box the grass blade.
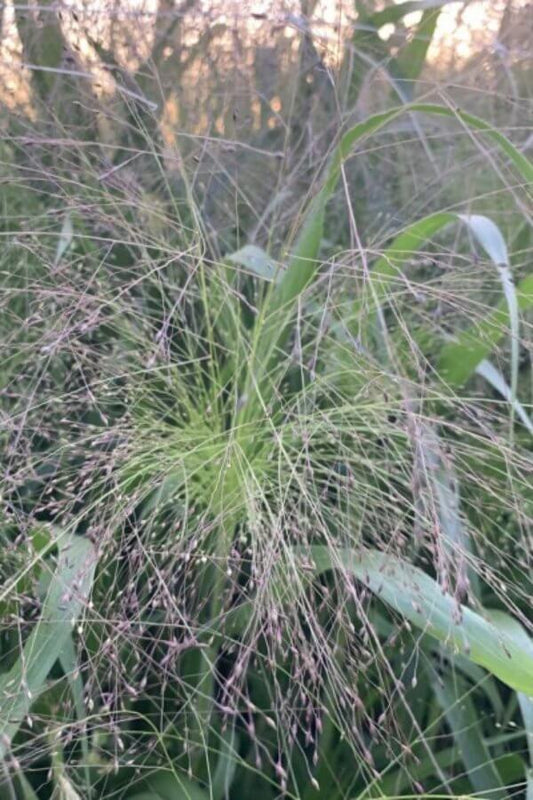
[242,105,531,422]
[349,211,455,324]
[395,8,442,100]
[366,0,455,29]
[226,244,279,282]
[345,210,529,400]
[281,103,532,301]
[432,671,507,798]
[11,770,40,800]
[459,214,519,437]
[59,634,91,795]
[54,213,74,268]
[475,360,533,434]
[298,546,533,695]
[438,273,533,386]
[0,534,96,757]
[126,771,210,800]
[211,726,238,800]
[489,612,533,800]
[411,422,477,596]
[51,741,83,800]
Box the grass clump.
[0,5,532,799]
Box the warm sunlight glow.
[0,0,527,113]
[429,0,508,62]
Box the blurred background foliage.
[1,0,532,251]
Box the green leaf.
[13,771,40,800]
[411,422,479,596]
[461,214,509,265]
[282,103,532,301]
[438,273,533,386]
[226,244,280,282]
[347,210,529,398]
[351,1,451,112]
[358,749,522,800]
[449,656,504,719]
[363,0,452,30]
[395,8,442,99]
[475,360,533,435]
[51,741,83,800]
[488,612,533,800]
[298,546,533,695]
[350,210,455,321]
[432,672,507,798]
[54,213,74,267]
[367,745,459,798]
[240,104,532,425]
[459,214,519,435]
[124,795,160,800]
[0,534,96,757]
[59,634,91,792]
[126,771,210,800]
[211,726,238,800]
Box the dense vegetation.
[0,2,532,799]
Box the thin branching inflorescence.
[0,2,532,799]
